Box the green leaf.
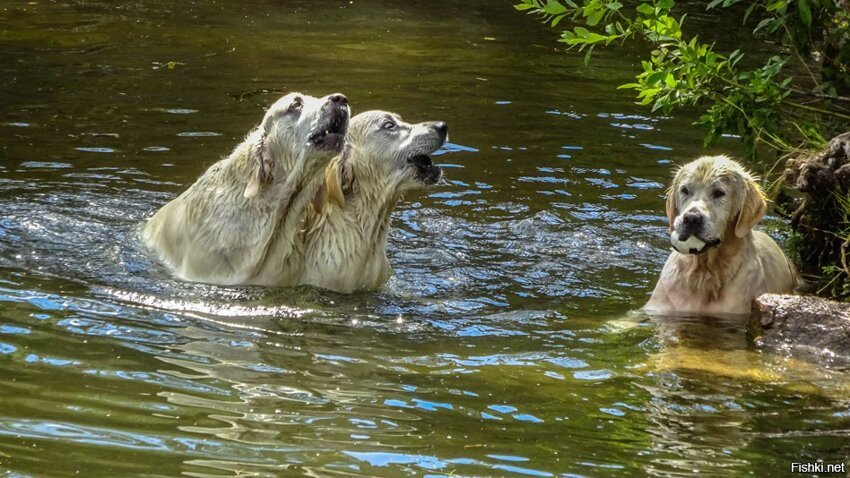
[646,71,666,86]
[636,3,655,15]
[665,72,676,87]
[543,1,567,15]
[573,26,590,38]
[729,49,744,67]
[585,32,612,43]
[743,2,757,22]
[615,21,626,33]
[765,0,786,13]
[587,10,604,26]
[638,88,660,104]
[797,0,812,27]
[753,17,774,33]
[583,46,595,64]
[514,3,535,10]
[657,0,674,10]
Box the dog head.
[244,92,349,198]
[321,110,447,206]
[666,155,767,254]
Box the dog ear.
[665,183,678,232]
[244,116,276,199]
[339,148,354,195]
[324,146,354,207]
[734,172,768,238]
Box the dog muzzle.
[671,232,720,255]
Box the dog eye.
[712,189,726,199]
[289,98,303,112]
[381,121,395,130]
[680,186,690,196]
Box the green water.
[1,1,848,476]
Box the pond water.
[1,1,849,476]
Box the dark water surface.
[1,1,849,476]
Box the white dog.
[645,155,798,315]
[142,92,349,286]
[300,111,447,293]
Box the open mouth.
[309,108,349,152]
[407,154,442,185]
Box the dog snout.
[328,93,348,107]
[430,121,448,142]
[681,210,704,234]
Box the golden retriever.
[142,92,349,286]
[300,110,447,293]
[645,155,798,315]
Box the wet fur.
[301,111,445,293]
[646,155,798,315]
[142,92,346,286]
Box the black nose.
[328,93,347,106]
[432,121,448,140]
[682,210,704,232]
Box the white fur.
[300,111,446,293]
[142,92,348,285]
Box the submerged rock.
[750,293,850,369]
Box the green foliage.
[820,190,850,298]
[515,0,850,159]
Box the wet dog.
[301,111,447,292]
[645,155,798,315]
[143,92,349,285]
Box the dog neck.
[249,144,334,279]
[676,230,751,301]
[308,164,402,255]
[344,180,400,252]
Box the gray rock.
[750,293,850,369]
